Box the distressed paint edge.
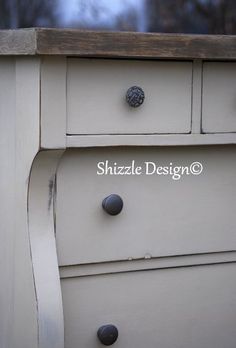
[28,150,65,348]
[59,250,236,278]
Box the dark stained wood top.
[0,28,236,60]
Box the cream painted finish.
[0,56,66,348]
[56,145,236,266]
[40,57,67,149]
[202,62,236,133]
[59,251,236,278]
[67,59,192,134]
[2,46,236,348]
[61,263,236,348]
[66,133,236,147]
[0,58,40,348]
[28,150,65,348]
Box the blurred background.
[0,0,235,34]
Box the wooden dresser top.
[0,28,235,60]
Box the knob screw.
[102,194,123,216]
[97,324,118,346]
[126,86,145,107]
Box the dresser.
[1,29,236,348]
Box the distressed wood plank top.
[0,28,236,59]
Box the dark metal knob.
[102,194,123,216]
[126,86,145,107]
[97,324,118,346]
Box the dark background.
[0,0,236,34]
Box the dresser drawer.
[202,62,236,133]
[67,59,192,135]
[61,264,236,348]
[56,145,236,266]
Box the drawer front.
[56,146,236,266]
[61,264,236,348]
[67,59,192,134]
[202,62,236,133]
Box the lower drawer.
[61,263,236,348]
[56,145,236,266]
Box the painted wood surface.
[59,251,236,278]
[0,57,18,348]
[0,56,65,348]
[202,62,236,133]
[0,57,40,348]
[67,59,192,135]
[40,57,67,149]
[66,133,236,148]
[56,146,236,266]
[61,263,236,348]
[28,150,65,348]
[1,37,236,348]
[191,60,202,134]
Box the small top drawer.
[202,62,236,133]
[67,59,192,135]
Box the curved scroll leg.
[28,150,65,348]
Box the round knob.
[126,86,145,107]
[97,324,118,346]
[102,194,123,216]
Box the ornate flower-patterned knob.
[97,324,119,346]
[126,86,145,107]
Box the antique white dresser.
[1,29,236,348]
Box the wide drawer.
[56,145,236,266]
[61,263,236,348]
[202,62,236,133]
[67,59,192,134]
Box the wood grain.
[0,28,36,55]
[0,28,236,59]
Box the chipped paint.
[48,175,55,211]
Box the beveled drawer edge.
[66,133,236,148]
[59,250,236,279]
